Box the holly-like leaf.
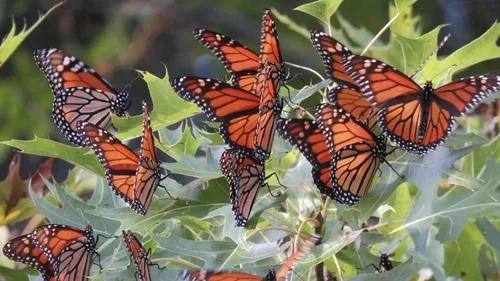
[0,2,63,68]
[113,67,200,140]
[295,0,344,26]
[1,137,103,176]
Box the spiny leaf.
[162,153,222,180]
[0,2,63,68]
[295,0,344,26]
[1,137,103,176]
[157,123,203,161]
[113,67,200,140]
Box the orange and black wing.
[123,231,151,281]
[341,54,426,153]
[33,48,130,113]
[193,29,260,91]
[276,118,335,199]
[420,76,500,152]
[254,63,282,160]
[315,104,386,205]
[182,270,265,281]
[275,233,320,281]
[3,233,55,280]
[32,224,96,281]
[221,148,265,227]
[310,30,358,89]
[260,10,283,68]
[327,85,378,127]
[52,87,126,146]
[172,77,261,151]
[132,102,161,215]
[77,122,139,204]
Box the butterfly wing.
[33,48,130,114]
[275,233,320,281]
[277,118,335,199]
[77,122,139,204]
[260,9,283,68]
[341,55,426,153]
[315,104,385,204]
[310,30,358,88]
[254,63,282,160]
[172,77,261,151]
[327,86,378,127]
[54,239,94,281]
[123,231,151,281]
[52,87,121,146]
[193,29,260,91]
[419,76,500,151]
[3,234,55,279]
[221,148,265,227]
[132,102,161,215]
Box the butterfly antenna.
[409,34,451,79]
[122,73,141,93]
[264,172,287,197]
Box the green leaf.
[346,258,426,281]
[475,217,500,273]
[157,123,203,161]
[1,137,103,176]
[295,0,343,25]
[162,153,222,180]
[271,8,310,38]
[114,67,200,140]
[0,2,63,68]
[394,0,417,13]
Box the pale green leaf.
[295,0,343,25]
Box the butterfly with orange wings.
[182,233,319,281]
[190,9,285,160]
[34,48,131,146]
[77,101,170,215]
[220,147,268,227]
[123,230,153,281]
[310,30,377,127]
[172,62,281,160]
[3,224,98,281]
[279,104,394,205]
[341,48,500,154]
[194,9,286,93]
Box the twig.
[361,13,400,56]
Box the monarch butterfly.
[315,104,391,205]
[193,29,259,91]
[3,233,56,281]
[4,224,98,281]
[375,253,393,272]
[123,230,151,281]
[33,48,131,146]
[309,30,377,126]
[182,233,319,281]
[220,147,265,227]
[172,69,280,160]
[77,101,166,215]
[276,118,335,200]
[194,9,286,93]
[341,50,500,154]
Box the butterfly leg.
[263,172,288,197]
[158,171,178,200]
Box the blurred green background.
[1,0,499,181]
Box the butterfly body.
[343,53,500,154]
[34,48,131,146]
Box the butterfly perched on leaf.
[341,48,500,154]
[182,233,319,281]
[77,101,169,215]
[3,224,98,281]
[310,30,377,127]
[279,104,393,205]
[194,9,286,94]
[171,67,281,160]
[123,230,152,281]
[34,48,131,146]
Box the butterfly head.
[112,92,131,117]
[265,269,277,281]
